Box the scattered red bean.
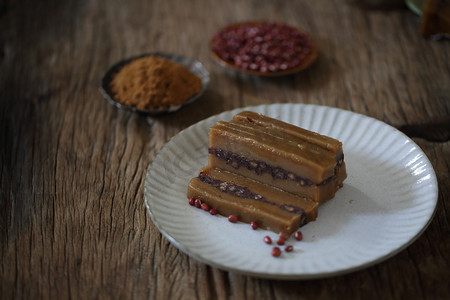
[339,183,344,188]
[263,236,272,244]
[188,197,195,206]
[194,198,202,208]
[211,21,313,73]
[250,221,258,230]
[279,231,289,240]
[294,231,303,241]
[201,203,210,211]
[271,247,282,257]
[276,237,286,246]
[228,214,238,223]
[285,245,294,252]
[209,208,218,215]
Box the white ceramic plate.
[144,104,438,279]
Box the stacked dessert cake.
[187,111,347,235]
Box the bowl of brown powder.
[100,52,209,116]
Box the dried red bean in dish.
[209,21,317,76]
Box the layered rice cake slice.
[187,166,318,234]
[208,111,347,203]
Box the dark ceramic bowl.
[100,52,210,116]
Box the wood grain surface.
[1,0,449,299]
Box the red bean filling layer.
[209,148,342,186]
[198,172,307,223]
[211,22,312,73]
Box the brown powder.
[110,55,202,110]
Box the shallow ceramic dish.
[100,52,210,116]
[209,21,318,76]
[144,103,438,279]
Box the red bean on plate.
[210,21,317,75]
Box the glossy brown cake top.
[209,111,344,182]
[232,111,343,157]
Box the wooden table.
[1,0,449,299]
